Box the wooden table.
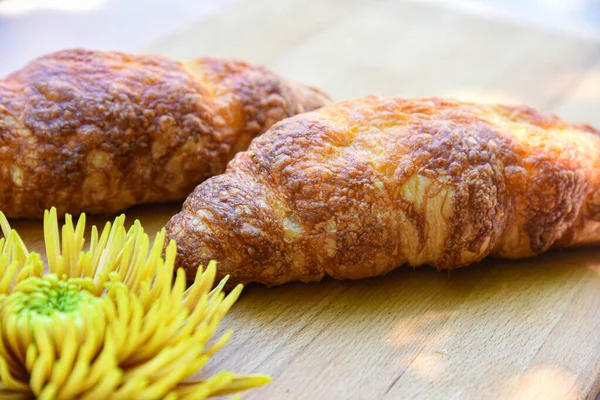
[5,0,600,399]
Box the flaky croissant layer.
[166,96,600,286]
[0,49,329,217]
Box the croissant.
[0,49,329,218]
[165,96,600,286]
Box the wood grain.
[202,252,599,400]
[4,0,600,399]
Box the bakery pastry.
[166,96,600,286]
[0,49,329,217]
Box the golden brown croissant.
[165,96,600,286]
[0,49,329,218]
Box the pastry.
[165,96,600,286]
[0,49,329,217]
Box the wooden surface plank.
[147,0,600,123]
[147,0,375,66]
[481,32,600,112]
[554,56,600,125]
[268,0,550,100]
[201,252,599,400]
[387,254,592,399]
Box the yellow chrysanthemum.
[0,208,269,399]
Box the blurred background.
[1,0,600,126]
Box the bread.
[165,96,600,286]
[0,49,329,218]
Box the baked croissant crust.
[0,49,329,217]
[166,96,600,286]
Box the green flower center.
[6,275,96,318]
[24,281,84,315]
